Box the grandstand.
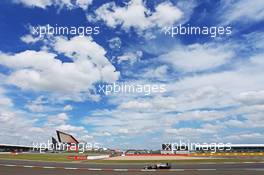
[161,143,264,154]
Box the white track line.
[23,166,34,168]
[113,169,128,171]
[2,163,264,172]
[64,167,78,170]
[88,168,102,171]
[141,169,157,172]
[3,164,16,167]
[245,168,264,171]
[197,169,216,171]
[223,162,236,164]
[42,166,55,169]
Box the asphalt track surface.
[0,159,264,175]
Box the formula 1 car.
[144,163,171,169]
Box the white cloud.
[0,96,13,108]
[118,101,153,110]
[250,54,264,66]
[165,126,218,135]
[84,49,264,144]
[150,1,183,28]
[225,118,264,129]
[141,65,169,79]
[84,93,227,140]
[47,113,69,125]
[91,0,150,31]
[84,109,175,136]
[220,0,264,24]
[14,0,52,9]
[160,43,234,72]
[20,34,40,44]
[0,87,13,108]
[243,32,264,50]
[0,36,120,101]
[165,123,224,141]
[0,107,92,145]
[108,37,122,50]
[101,65,120,83]
[117,51,143,65]
[14,0,93,9]
[0,50,58,70]
[53,36,114,69]
[76,0,93,10]
[25,96,48,112]
[236,90,264,105]
[56,124,86,133]
[90,0,183,34]
[157,55,264,112]
[0,110,48,145]
[225,132,264,143]
[44,112,94,143]
[63,105,73,111]
[176,110,226,122]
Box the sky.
[0,0,264,149]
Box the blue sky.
[0,0,264,149]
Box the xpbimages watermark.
[163,24,232,38]
[97,83,166,95]
[163,141,232,153]
[32,141,102,153]
[31,24,100,37]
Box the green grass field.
[0,153,82,162]
[0,153,263,164]
[88,158,264,164]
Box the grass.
[0,153,263,164]
[0,153,81,162]
[88,158,264,164]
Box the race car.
[144,163,171,169]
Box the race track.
[0,159,264,175]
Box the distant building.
[56,130,79,144]
[0,144,37,152]
[161,143,189,154]
[125,149,149,155]
[195,144,264,153]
